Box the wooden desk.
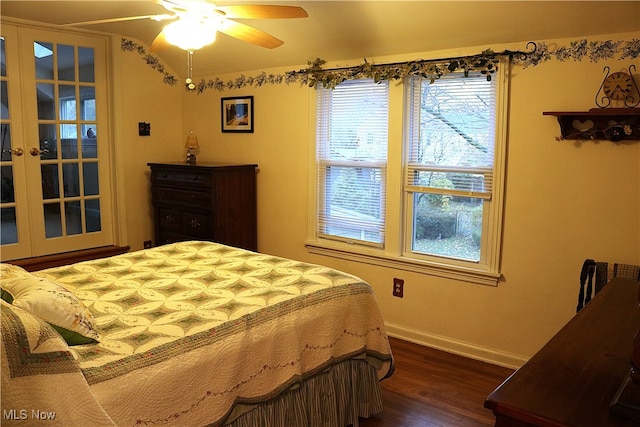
[485,278,640,427]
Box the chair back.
[577,259,640,312]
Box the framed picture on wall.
[221,96,254,133]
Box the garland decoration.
[190,48,533,93]
[513,39,640,68]
[122,38,640,93]
[121,39,179,86]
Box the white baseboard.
[384,322,528,369]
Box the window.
[310,64,507,285]
[315,79,389,247]
[405,72,500,266]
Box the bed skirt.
[221,359,383,427]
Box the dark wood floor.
[359,337,515,427]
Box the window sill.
[305,240,501,286]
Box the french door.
[1,23,113,261]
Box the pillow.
[1,299,78,377]
[0,263,100,345]
[1,287,14,304]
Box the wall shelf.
[543,108,640,141]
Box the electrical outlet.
[393,278,404,298]
[143,240,152,249]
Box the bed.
[1,241,394,426]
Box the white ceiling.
[2,1,639,80]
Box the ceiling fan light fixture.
[163,16,219,51]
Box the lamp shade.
[184,130,199,149]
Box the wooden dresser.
[148,162,257,251]
[485,278,640,427]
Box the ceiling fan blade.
[60,14,174,27]
[219,20,283,49]
[155,0,197,14]
[150,30,171,52]
[217,5,308,19]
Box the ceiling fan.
[61,0,308,52]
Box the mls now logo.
[3,409,56,421]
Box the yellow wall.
[118,31,640,367]
[112,40,184,249]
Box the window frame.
[314,79,389,248]
[307,59,508,286]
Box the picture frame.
[221,96,254,133]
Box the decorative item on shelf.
[543,65,640,142]
[543,109,640,141]
[184,130,199,164]
[596,65,640,109]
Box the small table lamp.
[184,130,199,164]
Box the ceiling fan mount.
[61,0,308,52]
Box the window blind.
[316,79,388,245]
[405,73,496,200]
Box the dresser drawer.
[158,208,212,237]
[148,162,258,251]
[152,169,211,189]
[181,212,212,237]
[158,208,182,232]
[153,187,212,206]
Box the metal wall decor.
[596,65,640,108]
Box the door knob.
[30,147,49,156]
[2,147,24,156]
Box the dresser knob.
[190,219,201,229]
[165,215,175,224]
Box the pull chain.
[186,50,196,90]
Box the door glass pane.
[79,86,95,120]
[85,199,101,232]
[65,200,82,235]
[59,84,76,120]
[57,44,75,81]
[44,203,62,238]
[83,162,99,195]
[34,42,54,79]
[1,124,12,161]
[1,35,19,249]
[1,165,15,202]
[82,124,97,158]
[1,81,8,119]
[60,124,78,159]
[62,163,80,197]
[41,164,59,199]
[36,83,55,120]
[78,47,94,82]
[1,207,18,244]
[1,37,6,77]
[39,123,58,159]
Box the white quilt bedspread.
[7,241,393,426]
